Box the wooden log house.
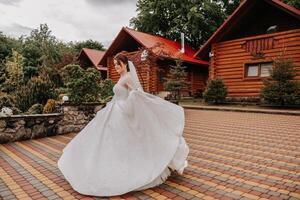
[194,0,300,100]
[98,27,208,96]
[77,48,107,79]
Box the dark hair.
[114,51,130,72]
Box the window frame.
[260,62,273,78]
[243,61,273,80]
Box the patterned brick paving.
[1,109,300,200]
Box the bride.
[57,51,189,197]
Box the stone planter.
[56,102,104,135]
[0,113,64,144]
[0,102,105,144]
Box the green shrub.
[0,92,15,108]
[99,79,114,101]
[260,57,300,106]
[39,66,63,88]
[23,66,38,83]
[61,64,102,103]
[2,49,25,93]
[61,64,84,83]
[26,103,44,114]
[14,76,58,112]
[0,92,20,114]
[203,77,228,104]
[164,59,189,101]
[43,99,57,113]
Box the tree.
[70,39,105,55]
[61,64,102,103]
[14,75,58,112]
[2,50,25,92]
[130,0,236,49]
[283,0,300,9]
[0,32,21,62]
[219,0,241,15]
[164,59,189,102]
[20,23,62,68]
[260,56,300,106]
[203,77,227,104]
[54,41,77,70]
[0,60,6,86]
[130,0,300,49]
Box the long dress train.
[57,73,189,197]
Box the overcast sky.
[0,0,138,47]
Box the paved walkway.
[0,109,300,200]
[180,104,300,116]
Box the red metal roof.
[99,27,208,66]
[78,48,105,67]
[194,0,300,59]
[124,27,208,65]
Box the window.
[247,65,259,77]
[245,62,273,78]
[260,63,273,77]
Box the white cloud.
[0,0,137,47]
[0,0,22,6]
[0,23,32,37]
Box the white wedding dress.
[57,72,189,197]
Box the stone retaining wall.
[0,102,104,144]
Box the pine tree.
[260,56,300,106]
[203,77,228,104]
[164,59,189,102]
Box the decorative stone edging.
[0,113,64,144]
[0,102,105,144]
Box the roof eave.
[193,0,300,59]
[193,0,251,59]
[158,55,209,67]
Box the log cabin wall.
[108,50,208,96]
[210,28,300,97]
[157,60,208,96]
[107,50,158,93]
[189,65,208,95]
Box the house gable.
[194,0,300,60]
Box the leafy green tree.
[203,77,228,104]
[130,0,232,48]
[61,64,84,83]
[260,56,300,106]
[54,41,77,70]
[0,32,21,62]
[39,66,64,88]
[219,0,241,15]
[70,39,105,55]
[61,64,102,103]
[23,66,39,82]
[2,50,25,92]
[130,0,299,49]
[20,23,62,68]
[0,32,12,61]
[164,59,189,102]
[283,0,300,9]
[0,61,6,86]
